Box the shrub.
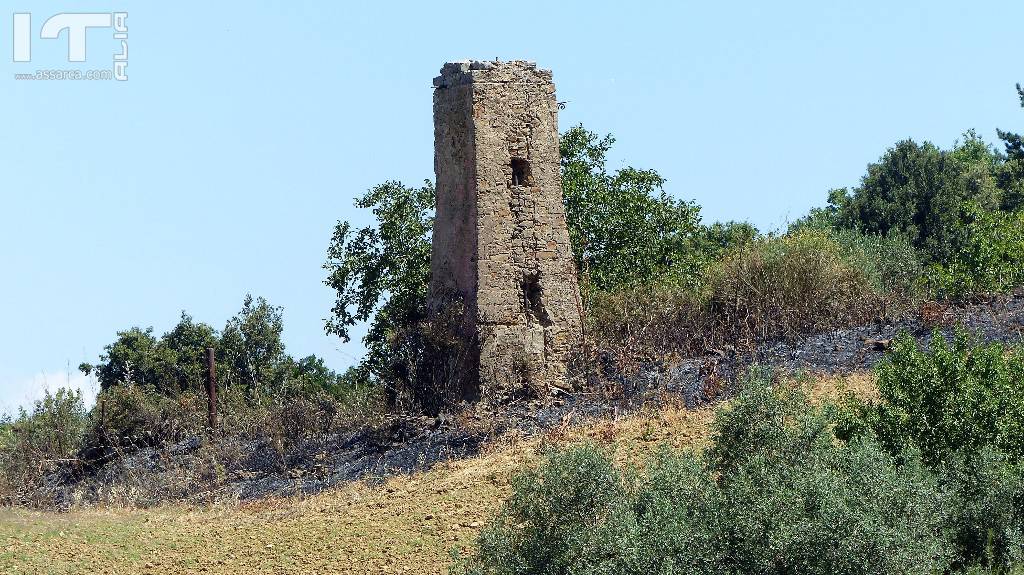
[460,378,952,575]
[926,208,1024,299]
[468,444,635,574]
[706,379,949,575]
[940,448,1024,571]
[589,229,899,370]
[0,388,87,505]
[706,373,827,475]
[707,229,887,346]
[849,330,1024,466]
[80,384,206,466]
[829,228,925,297]
[835,331,1024,572]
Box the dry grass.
[0,372,877,574]
[802,371,879,404]
[587,229,909,372]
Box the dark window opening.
[522,273,551,326]
[511,158,530,186]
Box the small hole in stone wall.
[511,158,530,186]
[523,273,551,326]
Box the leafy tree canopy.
[560,125,713,291]
[323,181,434,384]
[820,84,1024,266]
[81,296,344,399]
[828,133,1001,263]
[996,83,1024,211]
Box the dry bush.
[0,388,87,506]
[588,230,899,373]
[380,297,477,415]
[78,385,207,470]
[2,379,389,508]
[707,230,885,346]
[71,385,387,507]
[587,285,704,368]
[65,439,241,508]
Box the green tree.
[279,355,345,396]
[998,83,1024,160]
[323,181,435,385]
[700,220,760,255]
[160,313,218,393]
[219,294,286,395]
[830,132,1001,264]
[81,314,217,395]
[560,125,708,291]
[82,295,316,398]
[81,327,172,392]
[996,83,1024,211]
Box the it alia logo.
[12,12,128,80]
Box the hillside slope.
[0,374,871,575]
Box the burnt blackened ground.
[233,291,1024,501]
[48,291,1024,507]
[647,290,1024,409]
[755,291,1024,374]
[48,417,490,506]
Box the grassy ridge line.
[0,374,873,575]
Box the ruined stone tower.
[428,60,584,404]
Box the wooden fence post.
[206,347,217,430]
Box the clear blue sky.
[1,1,1021,414]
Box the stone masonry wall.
[429,60,584,403]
